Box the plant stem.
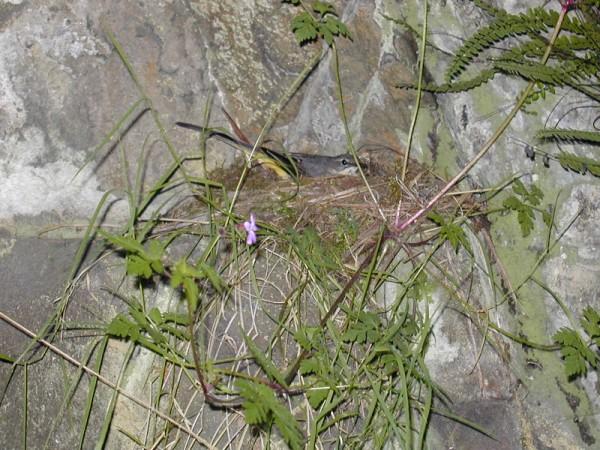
[401,0,428,182]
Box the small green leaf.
[98,230,145,254]
[146,240,165,275]
[503,196,535,237]
[502,196,521,210]
[299,357,321,376]
[106,314,138,339]
[199,261,224,292]
[428,212,470,252]
[294,328,314,350]
[517,208,535,237]
[427,211,444,225]
[150,259,164,275]
[148,307,162,325]
[342,327,363,343]
[322,16,341,34]
[313,1,335,17]
[306,382,330,409]
[162,312,190,326]
[145,322,167,346]
[291,12,319,45]
[554,327,599,378]
[171,260,202,288]
[379,353,399,375]
[511,181,543,206]
[238,380,271,424]
[101,230,165,278]
[170,261,185,288]
[237,379,304,450]
[129,307,148,328]
[0,353,15,363]
[338,21,350,39]
[342,312,381,344]
[321,16,350,43]
[441,222,471,253]
[528,184,544,206]
[244,334,288,388]
[126,254,153,278]
[183,277,199,311]
[321,26,334,46]
[512,179,527,197]
[554,328,587,377]
[146,239,164,260]
[542,209,552,227]
[158,324,190,341]
[581,307,600,342]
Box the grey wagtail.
[176,122,360,179]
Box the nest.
[164,149,481,260]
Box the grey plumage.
[176,121,359,177]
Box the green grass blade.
[94,343,135,450]
[78,336,109,449]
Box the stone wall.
[1,1,598,448]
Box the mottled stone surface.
[1,0,599,448]
[0,238,120,449]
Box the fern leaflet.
[536,128,600,145]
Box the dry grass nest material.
[167,149,481,256]
[251,150,474,228]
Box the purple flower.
[243,213,258,245]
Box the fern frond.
[470,0,503,17]
[397,69,496,93]
[537,129,600,144]
[499,35,598,68]
[556,151,600,177]
[560,8,600,37]
[500,38,547,61]
[553,34,600,58]
[493,60,577,86]
[446,7,558,82]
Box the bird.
[176,121,360,179]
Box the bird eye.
[341,158,348,166]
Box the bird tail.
[176,121,298,178]
[175,122,253,150]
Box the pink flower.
[243,213,258,245]
[559,0,575,11]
